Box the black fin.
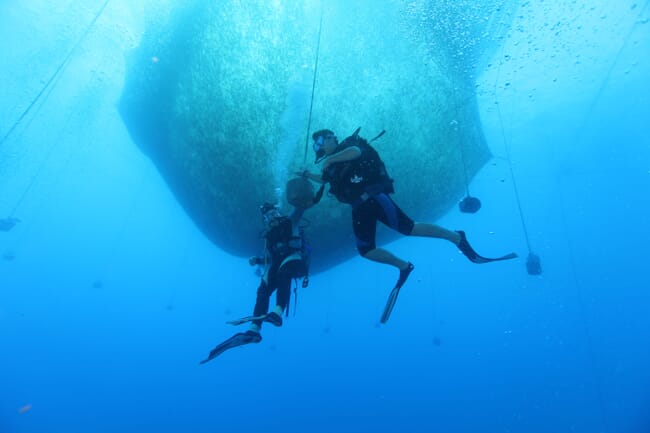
[456,231,518,264]
[380,263,414,324]
[200,331,261,364]
[226,315,266,326]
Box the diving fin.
[226,315,267,326]
[380,286,401,324]
[380,262,414,324]
[199,330,262,364]
[456,230,518,264]
[227,313,282,327]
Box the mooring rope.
[303,3,324,164]
[574,0,650,142]
[554,7,648,432]
[0,0,111,148]
[1,0,112,234]
[492,52,535,256]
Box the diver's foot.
[241,330,262,343]
[396,262,415,289]
[263,312,283,327]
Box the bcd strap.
[286,276,308,318]
[369,130,386,143]
[286,278,297,318]
[351,126,385,143]
[293,281,297,317]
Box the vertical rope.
[303,2,324,164]
[556,183,611,433]
[493,48,535,255]
[491,4,649,429]
[452,82,483,213]
[553,7,648,431]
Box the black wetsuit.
[352,193,414,256]
[251,208,308,327]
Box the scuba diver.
[200,181,316,364]
[301,127,517,324]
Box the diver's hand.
[297,170,319,182]
[249,256,262,266]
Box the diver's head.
[260,202,281,225]
[312,129,337,162]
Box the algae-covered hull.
[119,0,516,269]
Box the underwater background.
[1,1,649,432]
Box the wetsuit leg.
[274,271,292,312]
[374,193,415,235]
[352,199,379,256]
[252,276,276,327]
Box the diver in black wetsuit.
[301,127,517,323]
[201,202,311,363]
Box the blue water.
[1,1,649,432]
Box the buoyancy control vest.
[264,216,309,278]
[322,131,394,204]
